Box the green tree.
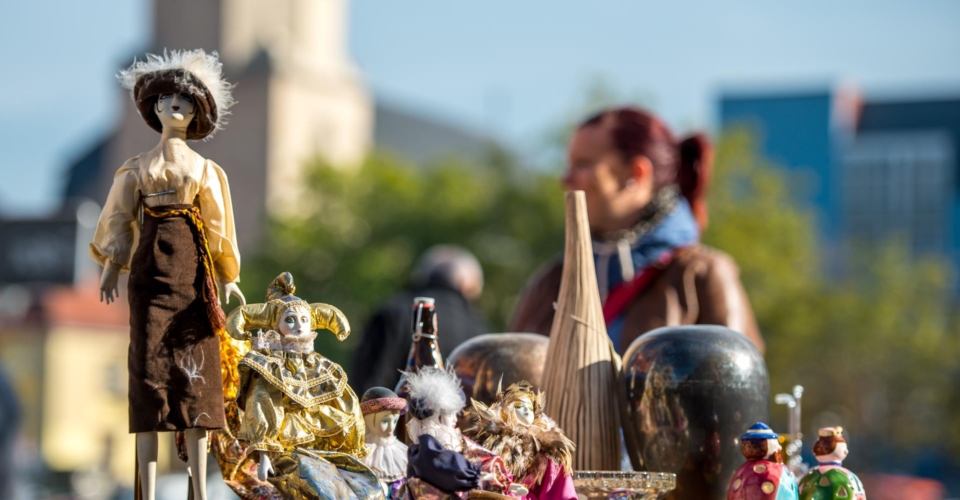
[243,149,565,367]
[705,129,960,465]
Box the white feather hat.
[118,48,235,140]
[404,368,466,420]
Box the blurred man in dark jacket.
[350,245,489,392]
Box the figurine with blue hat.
[727,422,799,500]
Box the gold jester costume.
[222,272,384,499]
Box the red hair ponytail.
[678,133,713,230]
[579,107,713,229]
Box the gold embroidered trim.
[239,355,349,408]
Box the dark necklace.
[596,186,679,244]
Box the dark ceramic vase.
[621,325,769,500]
[447,333,548,406]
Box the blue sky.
[3,0,960,215]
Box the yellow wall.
[40,325,173,485]
[0,329,44,446]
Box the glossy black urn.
[621,325,769,500]
[447,333,548,405]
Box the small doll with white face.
[727,423,799,500]
[798,427,866,500]
[464,381,577,500]
[360,387,409,497]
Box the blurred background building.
[720,88,960,277]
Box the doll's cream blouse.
[89,154,241,283]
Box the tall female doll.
[91,49,245,500]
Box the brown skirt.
[127,203,226,433]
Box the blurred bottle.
[395,297,444,443]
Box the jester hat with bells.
[226,272,350,347]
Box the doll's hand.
[222,282,246,306]
[257,452,274,481]
[99,262,121,305]
[508,483,529,496]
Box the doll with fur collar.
[464,381,577,500]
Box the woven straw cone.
[541,190,623,471]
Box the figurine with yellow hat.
[798,427,866,500]
[224,272,384,499]
[728,422,799,500]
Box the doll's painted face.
[511,396,535,425]
[155,92,196,129]
[279,307,312,337]
[367,410,401,439]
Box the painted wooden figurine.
[225,272,384,499]
[465,381,577,500]
[91,48,244,500]
[728,423,799,500]
[798,427,866,500]
[361,387,409,498]
[402,367,528,499]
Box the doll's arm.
[198,160,241,285]
[90,159,141,273]
[257,452,274,481]
[311,303,352,341]
[238,375,285,454]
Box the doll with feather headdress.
[464,382,577,500]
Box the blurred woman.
[510,107,763,354]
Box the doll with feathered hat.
[464,381,577,500]
[221,272,384,499]
[402,367,529,499]
[91,48,245,500]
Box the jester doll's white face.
[155,92,196,129]
[279,307,312,337]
